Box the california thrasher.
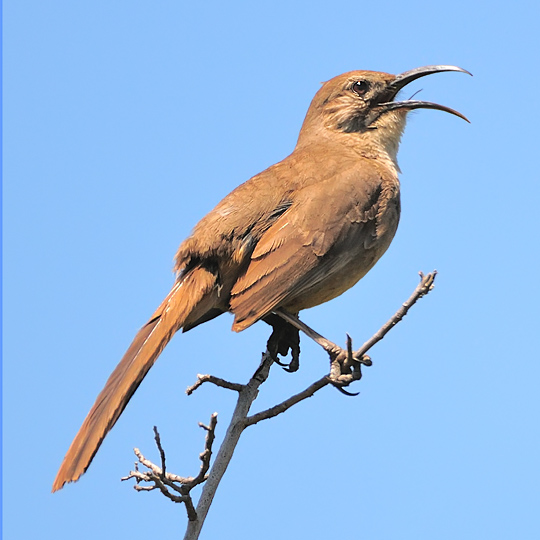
[53,65,469,492]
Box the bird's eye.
[352,80,369,96]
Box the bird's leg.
[274,309,371,391]
[263,313,301,372]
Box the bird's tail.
[52,267,218,492]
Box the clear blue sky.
[4,2,540,539]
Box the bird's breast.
[284,186,400,312]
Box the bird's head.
[297,65,470,161]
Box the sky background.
[4,1,540,539]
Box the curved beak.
[379,65,472,122]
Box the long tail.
[52,267,218,492]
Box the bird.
[52,65,470,492]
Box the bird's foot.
[264,314,300,372]
[326,335,372,396]
[272,310,372,389]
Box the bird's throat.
[355,111,407,174]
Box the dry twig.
[121,413,218,521]
[186,374,245,396]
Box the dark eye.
[352,80,369,96]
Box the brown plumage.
[53,66,469,492]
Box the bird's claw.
[331,384,360,397]
[326,335,372,395]
[273,356,300,373]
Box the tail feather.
[52,267,217,492]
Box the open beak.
[380,65,472,122]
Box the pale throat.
[359,111,407,174]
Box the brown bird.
[52,65,470,492]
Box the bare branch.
[186,374,245,396]
[122,413,219,522]
[245,376,329,426]
[153,426,167,476]
[190,413,218,487]
[183,352,274,540]
[121,449,188,502]
[354,271,437,358]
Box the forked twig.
[121,414,218,521]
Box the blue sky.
[4,1,540,539]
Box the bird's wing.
[230,166,387,330]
